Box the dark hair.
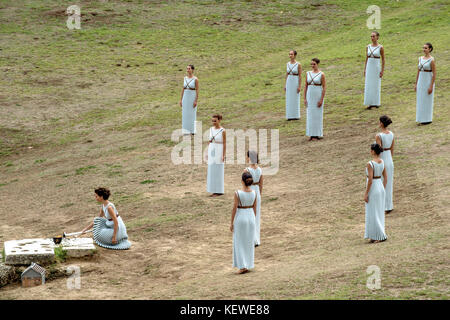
[371,31,380,37]
[379,115,392,128]
[212,114,222,121]
[188,64,195,70]
[371,143,383,155]
[290,50,297,56]
[95,187,110,200]
[242,172,253,186]
[425,42,433,52]
[247,150,259,164]
[311,58,320,65]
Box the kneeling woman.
[80,187,131,250]
[230,172,257,274]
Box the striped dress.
[364,161,387,241]
[93,202,131,250]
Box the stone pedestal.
[3,238,96,266]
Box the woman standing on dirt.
[207,114,226,197]
[179,64,199,135]
[80,187,131,250]
[375,115,394,214]
[244,150,263,247]
[364,31,385,109]
[364,144,388,243]
[284,50,302,120]
[415,43,436,125]
[304,58,326,141]
[231,172,257,274]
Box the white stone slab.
[4,238,96,265]
[4,239,55,265]
[59,238,96,258]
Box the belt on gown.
[210,141,223,144]
[184,87,196,90]
[307,83,322,86]
[372,176,381,179]
[252,182,260,185]
[368,56,380,59]
[382,147,392,151]
[108,214,119,221]
[238,206,254,209]
[287,72,299,76]
[419,70,432,72]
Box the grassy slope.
[0,0,449,299]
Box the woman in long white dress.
[364,31,385,109]
[244,151,263,247]
[179,64,199,135]
[364,144,388,243]
[284,50,301,120]
[375,115,394,214]
[230,172,257,274]
[415,42,436,125]
[304,58,326,141]
[207,114,226,197]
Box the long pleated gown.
[247,166,262,246]
[378,132,394,211]
[364,161,387,241]
[306,71,324,137]
[207,127,225,194]
[233,190,256,270]
[416,57,435,123]
[93,202,131,250]
[182,76,197,134]
[285,62,300,119]
[364,45,382,106]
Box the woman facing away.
[80,187,131,250]
[375,115,394,214]
[364,144,388,243]
[231,172,257,274]
[244,150,263,247]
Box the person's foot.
[308,137,313,141]
[255,244,259,248]
[366,106,373,110]
[238,268,248,274]
[421,122,432,125]
[385,210,393,214]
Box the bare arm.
[390,138,394,157]
[382,167,387,189]
[298,64,302,93]
[252,195,257,217]
[259,174,263,196]
[230,192,238,232]
[380,46,385,77]
[415,58,420,91]
[194,78,199,107]
[364,46,368,76]
[429,59,436,94]
[222,129,226,163]
[319,72,326,107]
[80,207,103,233]
[304,75,308,107]
[108,206,119,244]
[364,163,373,203]
[180,83,185,106]
[284,64,288,91]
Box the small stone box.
[21,262,46,287]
